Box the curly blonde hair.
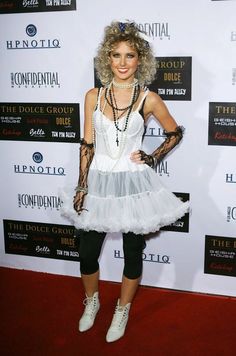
[95,21,157,87]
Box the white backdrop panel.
[0,0,235,297]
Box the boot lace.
[83,296,97,317]
[112,305,129,329]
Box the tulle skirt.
[60,166,189,235]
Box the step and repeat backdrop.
[0,0,235,297]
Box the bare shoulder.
[85,87,99,106]
[144,90,167,115]
[146,90,163,106]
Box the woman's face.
[109,41,139,83]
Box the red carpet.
[0,267,235,356]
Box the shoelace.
[112,306,129,328]
[83,297,97,317]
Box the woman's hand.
[130,150,145,164]
[130,150,154,168]
[73,191,88,214]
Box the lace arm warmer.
[140,126,184,169]
[73,138,94,214]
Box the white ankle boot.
[106,299,131,342]
[78,291,100,332]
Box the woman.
[61,21,189,342]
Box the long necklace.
[105,89,133,112]
[92,81,139,174]
[99,84,132,160]
[109,84,139,146]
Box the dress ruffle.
[60,166,189,235]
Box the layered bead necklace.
[93,79,140,171]
[105,79,140,147]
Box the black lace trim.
[73,138,94,214]
[139,126,184,169]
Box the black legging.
[78,230,145,279]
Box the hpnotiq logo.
[226,174,236,183]
[26,24,37,37]
[144,126,166,137]
[231,31,236,41]
[6,24,60,50]
[232,69,236,85]
[14,152,65,176]
[227,207,236,222]
[114,250,170,264]
[33,152,43,163]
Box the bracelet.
[75,185,88,194]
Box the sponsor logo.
[227,206,236,222]
[114,250,171,264]
[7,243,28,253]
[45,0,73,6]
[231,31,236,41]
[1,117,21,124]
[232,68,236,85]
[56,249,79,257]
[144,126,166,138]
[14,152,65,176]
[143,125,170,177]
[29,128,45,137]
[0,103,80,143]
[149,57,192,101]
[1,104,75,115]
[55,117,72,127]
[226,174,236,183]
[0,0,76,14]
[26,24,37,36]
[8,233,27,240]
[1,128,22,137]
[61,237,75,247]
[51,131,76,138]
[35,245,50,254]
[3,219,79,261]
[6,24,60,50]
[18,193,63,210]
[204,235,236,277]
[208,103,236,146]
[33,152,43,163]
[156,161,170,177]
[10,71,60,88]
[23,0,39,8]
[137,22,170,40]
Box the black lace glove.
[139,126,184,169]
[73,138,94,214]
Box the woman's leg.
[106,232,145,342]
[119,232,145,305]
[78,230,106,332]
[79,230,106,296]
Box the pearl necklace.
[112,78,138,89]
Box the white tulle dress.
[61,89,189,235]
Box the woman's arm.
[131,91,183,168]
[73,88,98,213]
